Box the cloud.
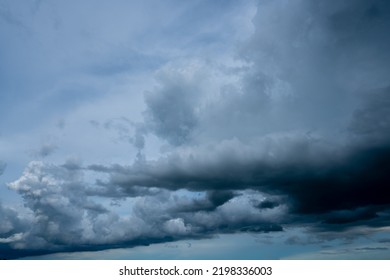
[3,0,390,259]
[355,247,388,251]
[0,161,6,176]
[0,233,24,244]
[100,135,390,217]
[136,0,390,148]
[142,62,207,146]
[0,2,26,28]
[256,199,280,210]
[31,143,58,158]
[0,202,26,238]
[0,201,29,259]
[5,160,283,258]
[349,87,390,142]
[322,207,380,225]
[92,0,390,233]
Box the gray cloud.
[0,201,29,259]
[99,135,390,215]
[206,0,390,143]
[32,143,58,158]
[101,117,146,153]
[0,2,26,28]
[143,70,201,146]
[322,207,380,225]
[171,190,235,213]
[256,199,280,210]
[138,0,390,148]
[4,160,283,259]
[3,0,390,259]
[0,161,6,176]
[96,0,390,233]
[0,202,25,239]
[349,87,390,142]
[355,247,388,251]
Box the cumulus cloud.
[0,201,29,259]
[0,202,25,238]
[4,160,283,258]
[98,0,390,234]
[3,0,390,258]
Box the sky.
[0,0,390,260]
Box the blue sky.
[1,0,390,259]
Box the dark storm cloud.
[256,199,280,210]
[207,190,235,210]
[3,0,390,259]
[172,190,235,213]
[104,136,390,215]
[90,81,390,230]
[0,202,29,259]
[322,207,380,225]
[121,0,390,224]
[5,160,282,259]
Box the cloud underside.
[2,0,390,258]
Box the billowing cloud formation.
[2,0,390,258]
[103,137,390,214]
[0,201,28,259]
[97,0,390,238]
[3,161,283,259]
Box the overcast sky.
[1,0,390,259]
